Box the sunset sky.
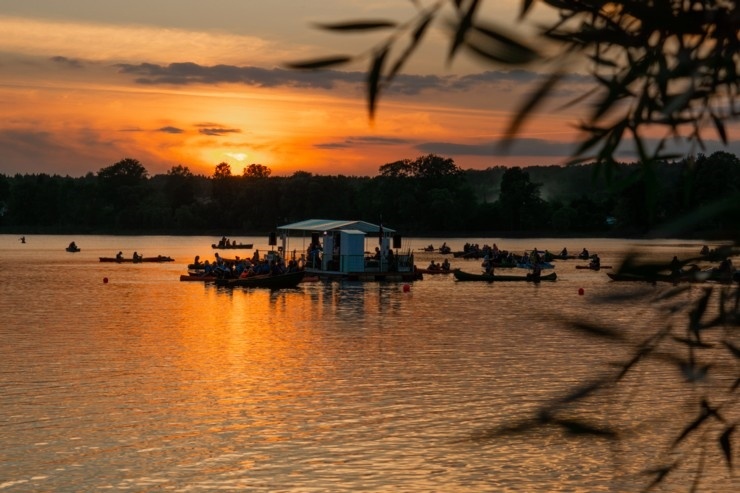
[1,1,737,178]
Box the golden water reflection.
[0,235,736,491]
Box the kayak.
[453,269,557,282]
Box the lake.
[0,234,736,492]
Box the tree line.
[1,152,739,238]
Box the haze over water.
[1,235,736,491]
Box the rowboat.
[65,246,81,253]
[99,255,174,263]
[215,270,306,289]
[211,243,253,250]
[453,269,557,282]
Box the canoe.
[418,268,453,274]
[211,243,253,249]
[215,270,305,289]
[453,269,557,282]
[575,265,612,270]
[65,247,81,253]
[99,256,174,263]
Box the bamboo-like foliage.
[287,1,739,489]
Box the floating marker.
[403,284,410,293]
[103,277,109,284]
[578,287,584,295]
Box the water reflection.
[0,235,735,491]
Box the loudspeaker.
[393,234,402,249]
[268,232,277,246]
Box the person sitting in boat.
[700,245,710,255]
[192,255,203,269]
[132,251,143,262]
[385,248,395,271]
[116,251,123,261]
[270,259,285,276]
[579,247,590,259]
[717,258,733,273]
[530,262,542,280]
[560,247,568,258]
[669,256,681,277]
[68,241,77,250]
[441,258,450,271]
[428,260,440,270]
[589,254,601,269]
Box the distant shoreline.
[1,227,734,241]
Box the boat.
[576,264,612,270]
[99,255,174,263]
[215,270,306,289]
[211,243,253,250]
[179,273,218,282]
[453,269,557,282]
[418,268,453,275]
[65,246,81,253]
[274,219,421,282]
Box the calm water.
[0,235,736,492]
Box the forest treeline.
[1,152,739,238]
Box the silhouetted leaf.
[671,336,713,349]
[314,20,398,31]
[672,400,717,447]
[465,22,539,64]
[387,12,434,82]
[552,418,618,438]
[519,0,535,19]
[367,46,389,120]
[712,113,728,144]
[568,321,624,340]
[555,379,610,405]
[719,425,734,468]
[503,71,563,143]
[285,56,353,70]
[643,463,677,489]
[448,0,479,62]
[723,340,740,359]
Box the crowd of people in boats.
[190,250,301,279]
[422,242,451,254]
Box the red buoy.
[402,284,410,292]
[103,277,109,284]
[578,287,584,295]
